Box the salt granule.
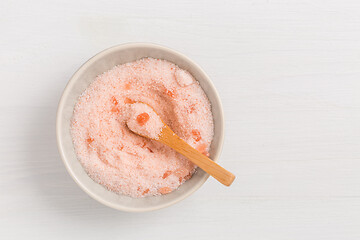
[71,58,214,198]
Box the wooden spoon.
[126,103,235,186]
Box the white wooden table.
[1,0,360,239]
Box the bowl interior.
[56,43,224,212]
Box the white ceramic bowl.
[56,43,224,212]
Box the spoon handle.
[159,126,235,186]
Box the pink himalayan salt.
[71,57,214,198]
[126,103,164,140]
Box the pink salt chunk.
[111,106,119,113]
[159,187,172,194]
[86,137,94,144]
[175,69,194,87]
[196,143,209,156]
[111,96,118,105]
[124,97,135,104]
[110,96,119,113]
[124,83,131,90]
[165,89,176,98]
[191,129,202,142]
[162,170,172,179]
[136,113,150,126]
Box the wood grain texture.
[159,125,235,186]
[1,0,360,239]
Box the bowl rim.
[56,42,225,212]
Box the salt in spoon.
[126,102,235,186]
